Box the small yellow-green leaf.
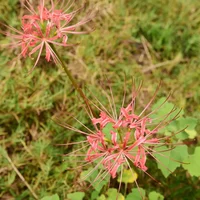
[117,169,138,183]
[185,129,197,139]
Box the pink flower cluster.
[86,101,160,178]
[5,0,92,69]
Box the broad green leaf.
[67,192,85,200]
[151,98,184,122]
[149,191,164,200]
[183,147,200,177]
[117,169,138,183]
[163,119,188,140]
[183,117,198,139]
[155,113,198,140]
[155,145,188,178]
[41,194,60,200]
[106,188,124,200]
[126,188,145,200]
[165,117,197,140]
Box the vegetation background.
[0,0,200,199]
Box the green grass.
[0,0,200,199]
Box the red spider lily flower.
[89,107,159,177]
[58,83,183,194]
[1,0,93,71]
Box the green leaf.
[163,119,188,140]
[102,123,115,141]
[183,146,200,177]
[67,192,85,200]
[96,189,124,200]
[96,195,106,200]
[41,194,60,200]
[126,188,146,200]
[165,117,198,140]
[91,191,99,200]
[183,117,198,139]
[155,145,188,178]
[117,169,138,183]
[148,191,164,200]
[151,98,184,122]
[106,188,124,200]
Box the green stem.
[125,183,128,197]
[118,129,123,144]
[51,44,94,116]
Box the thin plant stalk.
[5,153,38,200]
[50,44,94,115]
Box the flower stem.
[50,44,94,116]
[124,183,128,197]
